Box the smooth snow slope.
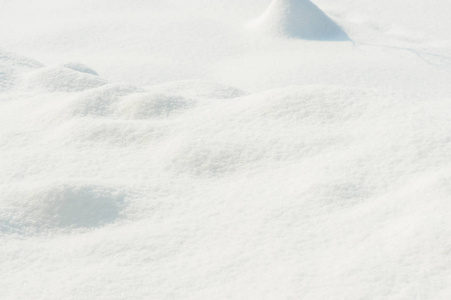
[1,0,451,299]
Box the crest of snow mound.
[22,66,107,92]
[62,62,99,76]
[250,0,349,41]
[0,50,43,91]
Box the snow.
[249,0,349,40]
[1,0,451,299]
[22,66,107,92]
[0,51,43,92]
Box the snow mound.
[0,50,43,91]
[148,80,246,100]
[116,93,194,119]
[250,0,349,41]
[168,86,373,177]
[22,66,107,92]
[0,182,126,234]
[62,62,99,76]
[52,119,167,147]
[65,83,140,118]
[61,84,193,120]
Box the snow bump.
[22,66,107,92]
[148,80,246,100]
[250,0,349,41]
[62,62,99,76]
[116,93,194,119]
[0,182,127,234]
[0,50,43,91]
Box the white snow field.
[1,0,451,299]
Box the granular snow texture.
[1,0,451,299]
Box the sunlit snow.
[1,0,451,299]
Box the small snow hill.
[250,0,349,41]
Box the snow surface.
[249,0,349,40]
[1,0,451,299]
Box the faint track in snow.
[356,42,451,73]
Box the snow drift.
[250,0,349,40]
[1,0,451,299]
[0,50,43,91]
[2,54,451,298]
